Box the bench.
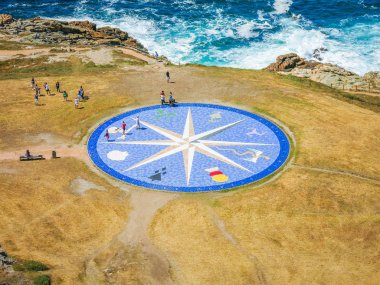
[19,155,45,161]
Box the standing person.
[79,86,84,100]
[34,93,39,106]
[77,90,82,102]
[104,130,110,141]
[160,91,165,105]
[122,121,127,134]
[136,116,141,130]
[56,81,60,93]
[44,83,51,95]
[166,71,170,83]
[35,84,40,96]
[74,97,79,109]
[63,90,68,101]
[31,77,35,89]
[169,92,175,106]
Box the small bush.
[33,275,51,285]
[24,260,49,271]
[14,260,49,271]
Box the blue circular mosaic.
[88,103,290,192]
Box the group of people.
[31,77,85,109]
[160,91,176,106]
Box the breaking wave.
[1,0,379,75]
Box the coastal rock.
[267,53,379,92]
[69,20,96,31]
[363,72,380,89]
[313,47,328,61]
[0,14,146,52]
[0,14,14,25]
[97,26,129,40]
[309,64,368,90]
[266,53,318,72]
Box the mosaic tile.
[88,103,290,192]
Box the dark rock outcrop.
[0,14,146,51]
[266,53,318,72]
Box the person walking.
[160,91,165,105]
[44,83,51,96]
[79,86,84,100]
[63,90,68,101]
[169,92,175,106]
[136,116,141,130]
[31,77,35,90]
[166,71,170,83]
[35,84,40,96]
[34,93,39,106]
[56,81,60,93]
[122,121,126,134]
[104,130,110,141]
[74,97,79,109]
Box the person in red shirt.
[122,121,126,134]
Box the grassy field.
[0,158,130,284]
[0,48,379,284]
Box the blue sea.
[1,0,379,75]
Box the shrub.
[13,260,49,272]
[33,275,51,285]
[24,260,49,271]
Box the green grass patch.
[0,55,116,80]
[278,74,380,113]
[33,275,51,285]
[342,93,365,102]
[0,40,35,50]
[13,260,49,272]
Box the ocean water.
[1,0,379,75]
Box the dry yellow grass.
[0,49,379,284]
[150,168,380,285]
[150,199,260,285]
[0,71,135,150]
[214,167,380,285]
[0,158,130,284]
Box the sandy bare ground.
[120,48,154,64]
[0,48,51,57]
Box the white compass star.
[105,108,275,185]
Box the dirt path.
[120,48,155,64]
[209,209,267,285]
[117,190,177,284]
[292,164,380,184]
[0,141,177,283]
[0,48,51,57]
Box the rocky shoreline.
[265,53,380,93]
[1,14,379,94]
[0,14,146,52]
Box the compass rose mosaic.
[88,104,290,192]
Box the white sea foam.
[237,22,258,39]
[257,10,265,21]
[273,0,293,14]
[46,3,379,75]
